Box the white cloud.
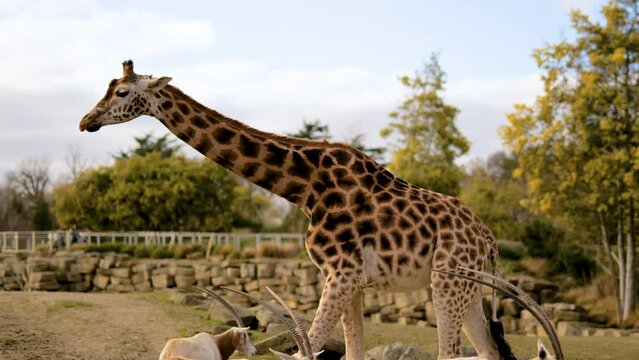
[0,2,546,181]
[0,4,216,93]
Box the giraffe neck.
[149,84,318,210]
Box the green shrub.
[151,247,173,259]
[497,240,526,260]
[217,244,235,259]
[133,245,152,258]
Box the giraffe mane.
[164,83,369,153]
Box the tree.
[115,132,181,159]
[460,152,529,241]
[6,158,53,230]
[287,119,331,140]
[347,134,387,164]
[501,0,639,323]
[381,53,470,195]
[53,153,240,231]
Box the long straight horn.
[433,268,564,360]
[194,286,245,328]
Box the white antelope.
[158,287,256,360]
[434,267,563,360]
[221,286,324,360]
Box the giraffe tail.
[486,229,517,360]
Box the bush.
[240,246,256,259]
[497,240,526,260]
[519,219,563,258]
[217,244,235,259]
[133,245,152,258]
[151,247,174,259]
[257,241,282,258]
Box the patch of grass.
[361,322,639,359]
[47,299,93,314]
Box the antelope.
[433,267,563,360]
[220,286,324,360]
[158,288,257,360]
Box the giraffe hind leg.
[431,269,478,359]
[462,287,500,360]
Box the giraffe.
[80,60,508,360]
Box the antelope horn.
[220,286,311,358]
[432,268,564,360]
[266,286,314,358]
[194,286,245,328]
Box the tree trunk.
[618,207,627,311]
[623,199,636,321]
[599,211,622,325]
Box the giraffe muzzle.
[79,112,104,132]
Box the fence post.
[15,232,19,252]
[31,232,36,252]
[2,232,6,253]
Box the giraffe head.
[79,60,171,132]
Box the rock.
[394,292,417,309]
[99,255,116,269]
[72,257,99,274]
[211,276,230,286]
[55,271,81,283]
[171,265,195,276]
[152,266,169,275]
[295,285,317,298]
[253,332,296,355]
[364,342,431,360]
[556,321,588,336]
[196,276,211,287]
[92,274,110,289]
[266,323,288,334]
[225,267,241,278]
[240,263,257,279]
[169,290,205,306]
[174,275,196,289]
[134,282,153,292]
[132,263,156,273]
[257,263,276,278]
[208,300,256,326]
[131,272,147,284]
[151,273,175,289]
[30,271,57,283]
[398,317,417,326]
[501,298,520,316]
[110,267,131,278]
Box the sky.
[0,0,607,181]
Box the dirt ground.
[2,291,639,360]
[0,291,214,360]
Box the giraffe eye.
[116,90,129,97]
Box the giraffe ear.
[145,76,172,91]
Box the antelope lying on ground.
[434,267,563,360]
[221,286,323,360]
[158,288,256,360]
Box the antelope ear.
[537,339,548,359]
[145,76,172,91]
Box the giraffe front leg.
[307,275,354,355]
[341,289,364,360]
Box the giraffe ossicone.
[81,60,533,360]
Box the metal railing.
[0,231,305,254]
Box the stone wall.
[0,251,633,337]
